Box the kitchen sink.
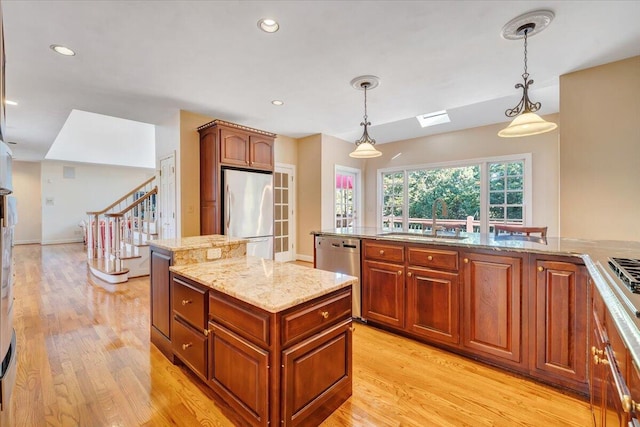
[377,232,468,241]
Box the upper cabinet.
[197,120,276,235]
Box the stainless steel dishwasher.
[315,236,361,319]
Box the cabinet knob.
[427,255,433,261]
[397,270,403,276]
[379,250,385,255]
[204,328,211,336]
[320,311,329,319]
[407,272,413,277]
[591,346,604,357]
[621,395,640,414]
[463,258,469,263]
[538,266,544,272]
[593,354,609,366]
[182,299,192,306]
[182,343,192,351]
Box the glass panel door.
[274,165,295,262]
[335,171,357,230]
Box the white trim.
[296,254,313,263]
[275,163,296,262]
[376,153,533,232]
[334,165,362,228]
[15,240,42,245]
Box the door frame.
[334,165,362,229]
[274,163,296,262]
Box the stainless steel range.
[608,257,640,293]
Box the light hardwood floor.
[11,244,593,426]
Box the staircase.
[86,177,158,285]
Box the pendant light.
[350,75,382,158]
[498,11,557,138]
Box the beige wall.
[321,134,364,230]
[275,135,297,165]
[362,116,561,236]
[13,161,42,244]
[296,134,322,259]
[180,110,214,237]
[559,56,640,241]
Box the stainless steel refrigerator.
[223,169,274,259]
[0,141,16,426]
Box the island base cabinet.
[462,252,524,370]
[281,319,353,426]
[531,259,588,393]
[208,322,269,427]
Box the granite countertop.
[150,235,249,251]
[170,256,357,313]
[314,227,640,367]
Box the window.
[379,155,531,234]
[335,167,361,230]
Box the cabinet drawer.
[172,318,207,379]
[281,288,352,347]
[209,292,271,348]
[364,241,404,263]
[408,247,458,271]
[173,276,207,329]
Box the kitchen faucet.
[431,198,448,237]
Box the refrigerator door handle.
[225,184,231,234]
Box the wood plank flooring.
[11,244,593,426]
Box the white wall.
[40,161,154,244]
[155,111,181,236]
[13,161,42,244]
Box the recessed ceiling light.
[257,18,279,33]
[4,99,17,106]
[50,44,76,56]
[271,100,284,106]
[416,110,451,128]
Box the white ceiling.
[3,1,640,162]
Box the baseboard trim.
[15,240,41,245]
[41,238,84,245]
[296,254,313,263]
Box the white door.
[335,166,361,229]
[159,153,176,239]
[274,164,296,262]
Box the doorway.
[274,164,296,262]
[159,153,176,239]
[335,166,361,230]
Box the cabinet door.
[362,260,405,328]
[249,135,274,171]
[531,260,588,392]
[150,248,171,339]
[208,322,269,426]
[281,320,352,426]
[462,252,523,367]
[591,313,606,427]
[407,267,459,345]
[220,128,250,167]
[199,127,219,235]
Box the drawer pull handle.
[538,266,544,272]
[427,255,433,261]
[320,311,329,319]
[182,299,192,306]
[463,258,469,263]
[407,272,413,277]
[182,343,192,350]
[379,250,385,255]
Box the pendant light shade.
[498,112,557,138]
[350,76,382,158]
[499,11,557,138]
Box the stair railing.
[86,176,157,262]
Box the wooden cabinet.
[171,275,209,380]
[530,258,588,393]
[198,119,276,235]
[462,251,524,370]
[362,258,405,328]
[150,246,173,360]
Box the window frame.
[376,153,532,234]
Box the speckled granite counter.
[170,256,357,313]
[313,227,640,368]
[150,235,248,265]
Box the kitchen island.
[313,228,640,423]
[167,256,356,427]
